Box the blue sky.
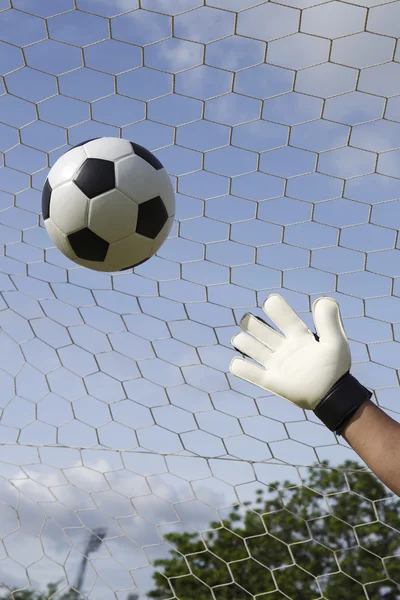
[0,0,400,598]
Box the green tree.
[147,460,400,599]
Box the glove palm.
[230,294,351,410]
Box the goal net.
[0,0,399,598]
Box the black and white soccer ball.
[42,137,175,272]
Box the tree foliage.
[2,460,400,599]
[147,460,400,599]
[1,583,78,600]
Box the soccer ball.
[42,137,175,272]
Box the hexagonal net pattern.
[0,0,399,598]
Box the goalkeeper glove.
[230,294,372,436]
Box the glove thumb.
[312,297,348,348]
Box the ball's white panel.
[49,181,89,234]
[123,167,176,215]
[48,147,87,190]
[88,189,138,243]
[107,233,153,270]
[72,257,117,272]
[44,219,76,261]
[83,137,133,161]
[115,153,157,200]
[152,215,174,254]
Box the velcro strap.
[313,372,372,435]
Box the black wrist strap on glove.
[313,372,372,436]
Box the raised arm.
[230,294,400,497]
[342,399,400,497]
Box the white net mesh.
[0,0,400,598]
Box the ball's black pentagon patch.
[136,196,168,239]
[68,227,109,261]
[42,178,52,221]
[70,138,99,150]
[120,256,150,271]
[130,142,163,171]
[73,158,115,199]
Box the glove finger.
[231,331,273,366]
[263,294,308,338]
[312,297,348,346]
[239,313,283,350]
[229,356,269,390]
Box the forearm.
[342,399,400,497]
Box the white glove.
[230,294,371,434]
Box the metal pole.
[71,528,107,598]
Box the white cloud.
[158,38,203,71]
[0,451,239,598]
[140,0,202,15]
